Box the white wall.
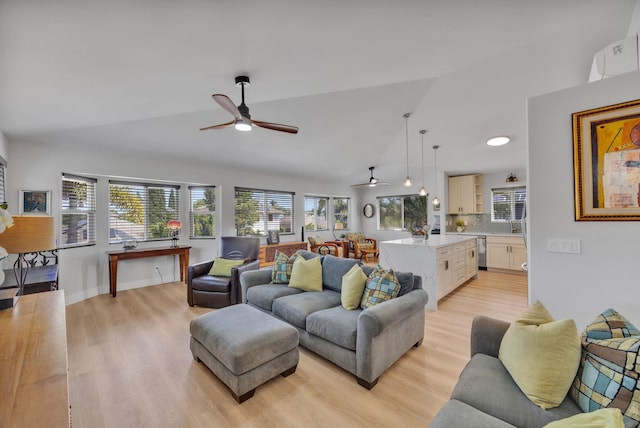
[6,140,356,304]
[528,70,640,329]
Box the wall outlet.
[463,220,468,226]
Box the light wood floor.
[66,270,527,428]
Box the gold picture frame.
[572,99,640,221]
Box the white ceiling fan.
[351,166,390,188]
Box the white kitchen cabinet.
[379,235,477,310]
[448,174,483,214]
[465,239,478,278]
[486,235,526,272]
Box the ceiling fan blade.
[199,119,235,131]
[212,94,242,120]
[351,181,390,188]
[252,119,299,134]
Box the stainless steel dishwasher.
[477,235,487,270]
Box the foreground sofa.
[430,316,582,428]
[240,250,428,389]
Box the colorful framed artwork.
[572,99,640,221]
[20,190,51,215]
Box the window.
[189,186,215,238]
[491,186,527,222]
[109,180,180,243]
[304,195,329,231]
[377,194,427,231]
[234,187,294,236]
[61,174,97,247]
[333,197,350,230]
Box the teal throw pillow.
[271,250,300,284]
[360,265,400,309]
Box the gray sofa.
[430,316,582,428]
[239,250,428,389]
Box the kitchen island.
[379,235,478,310]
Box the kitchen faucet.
[509,220,517,233]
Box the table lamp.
[0,216,56,297]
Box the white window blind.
[333,197,350,230]
[189,186,215,238]
[109,180,180,243]
[304,195,329,231]
[61,173,97,247]
[234,187,294,236]
[491,186,527,221]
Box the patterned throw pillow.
[360,265,400,309]
[570,309,640,427]
[271,250,300,284]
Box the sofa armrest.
[239,268,273,303]
[470,316,510,358]
[188,260,214,284]
[358,288,428,337]
[229,259,260,305]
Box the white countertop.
[447,232,523,238]
[381,235,476,249]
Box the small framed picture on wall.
[20,190,51,215]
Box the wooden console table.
[259,241,308,267]
[0,290,70,427]
[107,246,191,297]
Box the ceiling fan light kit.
[402,113,413,187]
[352,166,390,188]
[200,75,299,134]
[486,136,510,146]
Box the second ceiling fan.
[352,166,390,188]
[200,75,299,134]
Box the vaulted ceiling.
[0,0,636,185]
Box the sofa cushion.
[289,256,323,292]
[570,309,640,427]
[306,306,360,351]
[360,265,400,309]
[394,271,415,296]
[191,275,231,292]
[322,255,362,292]
[498,301,581,410]
[451,353,582,428]
[543,408,624,428]
[246,284,303,312]
[208,257,246,277]
[271,250,300,284]
[272,290,341,330]
[341,264,367,310]
[430,399,517,428]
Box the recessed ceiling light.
[486,136,510,146]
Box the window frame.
[108,180,181,244]
[377,194,428,231]
[60,173,97,248]
[234,187,295,237]
[304,195,329,232]
[189,185,216,239]
[491,186,527,222]
[332,197,350,231]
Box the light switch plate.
[547,238,581,254]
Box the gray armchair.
[187,236,260,308]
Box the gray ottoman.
[189,303,299,403]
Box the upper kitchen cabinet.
[448,174,483,214]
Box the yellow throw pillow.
[498,301,581,409]
[288,256,322,292]
[208,258,246,277]
[543,408,623,428]
[341,264,367,310]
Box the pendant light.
[432,145,440,208]
[418,129,427,196]
[402,113,413,187]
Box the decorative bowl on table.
[410,225,430,241]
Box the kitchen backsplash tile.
[445,213,522,234]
